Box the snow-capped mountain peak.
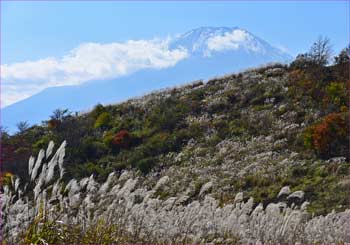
[170,26,289,59]
[170,26,239,52]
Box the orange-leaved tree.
[304,112,349,159]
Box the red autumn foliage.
[112,130,131,149]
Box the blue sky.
[1,1,349,107]
[2,1,349,64]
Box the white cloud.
[207,29,249,52]
[1,39,188,107]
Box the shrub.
[304,112,349,159]
[112,130,131,148]
[324,82,348,111]
[188,122,204,139]
[225,90,238,104]
[287,69,313,99]
[33,135,53,152]
[143,132,170,155]
[188,88,206,101]
[169,126,201,149]
[212,120,230,139]
[94,112,111,129]
[81,137,109,159]
[47,119,61,130]
[90,103,106,119]
[228,119,246,136]
[0,172,13,186]
[287,67,328,107]
[102,130,115,147]
[146,98,189,132]
[136,157,154,174]
[79,162,110,181]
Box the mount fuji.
[2,27,292,133]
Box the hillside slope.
[1,51,349,243]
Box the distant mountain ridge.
[2,26,292,133]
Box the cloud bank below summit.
[1,39,188,107]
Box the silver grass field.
[1,141,349,243]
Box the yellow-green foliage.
[94,112,111,129]
[1,172,14,186]
[33,135,53,152]
[325,81,347,107]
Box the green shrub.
[103,130,115,147]
[213,120,230,139]
[33,135,54,152]
[188,88,206,101]
[90,104,106,119]
[324,82,348,113]
[206,134,222,147]
[136,157,155,174]
[81,137,109,159]
[97,155,126,172]
[146,98,189,132]
[143,132,171,155]
[228,119,246,136]
[76,162,111,181]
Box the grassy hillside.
[2,47,349,216]
[1,44,350,244]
